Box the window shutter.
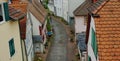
[9,38,15,57]
[91,28,98,59]
[3,2,10,21]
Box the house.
[73,0,93,60]
[62,0,68,22]
[87,0,120,61]
[54,0,63,17]
[48,0,54,14]
[9,0,31,61]
[68,0,85,24]
[9,1,28,61]
[0,0,26,61]
[74,0,92,34]
[27,0,48,58]
[53,0,68,21]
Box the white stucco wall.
[27,12,47,54]
[26,12,34,61]
[54,0,63,17]
[68,0,85,17]
[0,21,23,61]
[29,12,42,35]
[75,16,86,33]
[62,0,68,21]
[48,0,54,13]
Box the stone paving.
[46,20,68,61]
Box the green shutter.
[3,2,9,21]
[9,38,15,57]
[91,28,98,59]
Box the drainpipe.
[18,19,26,61]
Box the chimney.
[93,0,97,3]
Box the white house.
[54,0,63,17]
[27,0,48,57]
[74,0,92,34]
[25,11,34,61]
[48,0,54,13]
[62,0,68,22]
[68,0,85,23]
[73,0,93,61]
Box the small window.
[0,4,3,22]
[9,38,15,57]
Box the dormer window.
[0,2,10,24]
[0,5,3,22]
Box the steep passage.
[46,20,68,61]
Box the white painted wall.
[48,4,54,13]
[62,0,68,21]
[27,11,47,54]
[29,12,42,35]
[48,0,54,13]
[54,0,63,17]
[88,16,97,61]
[75,16,86,33]
[26,12,34,61]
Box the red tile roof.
[9,6,25,20]
[90,0,120,61]
[9,1,28,39]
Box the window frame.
[0,2,5,24]
[9,38,15,57]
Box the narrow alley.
[46,19,68,61]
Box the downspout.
[86,13,91,61]
[18,19,25,61]
[23,16,29,61]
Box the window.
[9,38,15,57]
[0,4,3,22]
[39,26,42,35]
[0,2,10,24]
[3,2,10,21]
[69,17,75,25]
[91,28,98,59]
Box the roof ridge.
[87,0,109,15]
[73,0,93,16]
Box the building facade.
[54,0,63,17]
[68,0,85,23]
[87,0,120,61]
[27,0,48,59]
[0,0,25,61]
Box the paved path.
[46,20,68,61]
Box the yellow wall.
[0,21,23,61]
[0,0,7,2]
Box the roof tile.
[91,0,120,61]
